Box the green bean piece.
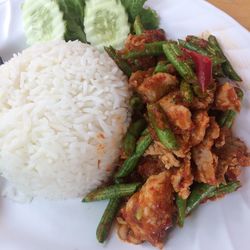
[134,15,144,35]
[235,87,244,100]
[96,198,121,243]
[82,183,141,202]
[147,104,179,150]
[218,110,230,127]
[123,119,147,156]
[176,195,187,227]
[192,84,207,98]
[213,64,225,77]
[207,181,241,199]
[179,39,225,66]
[130,95,144,111]
[154,61,168,74]
[180,81,194,102]
[123,133,137,157]
[224,110,237,128]
[218,87,244,128]
[115,131,153,179]
[186,183,216,215]
[163,42,196,82]
[186,35,208,48]
[208,35,242,81]
[122,41,166,59]
[104,46,132,77]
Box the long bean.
[96,198,121,243]
[179,39,225,66]
[176,195,186,227]
[104,46,132,77]
[207,181,241,198]
[218,88,244,128]
[147,104,179,150]
[134,15,144,35]
[129,95,144,112]
[186,183,216,215]
[154,61,168,73]
[115,130,152,179]
[123,118,147,156]
[82,183,141,202]
[122,41,166,59]
[163,42,196,82]
[180,80,193,102]
[208,35,242,81]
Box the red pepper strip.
[182,48,212,93]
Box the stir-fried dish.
[82,13,250,250]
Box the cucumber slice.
[84,0,130,50]
[22,0,86,45]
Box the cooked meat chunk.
[124,29,166,51]
[171,154,194,199]
[192,118,220,185]
[121,172,175,248]
[190,88,215,110]
[138,73,178,103]
[190,111,210,146]
[129,68,154,89]
[193,147,218,185]
[214,83,241,112]
[137,156,165,179]
[159,92,193,131]
[144,141,180,169]
[215,132,250,181]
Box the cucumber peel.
[22,0,86,45]
[84,0,130,50]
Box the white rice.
[0,40,130,200]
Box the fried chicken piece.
[171,154,194,199]
[159,91,193,131]
[190,111,210,146]
[137,156,166,180]
[214,83,241,112]
[124,29,166,51]
[192,118,220,185]
[121,171,175,248]
[129,68,154,89]
[190,88,215,110]
[137,73,178,103]
[144,141,180,169]
[215,131,250,182]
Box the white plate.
[0,0,250,250]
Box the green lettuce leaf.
[57,0,87,42]
[140,7,159,30]
[121,0,147,20]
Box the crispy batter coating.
[190,88,215,110]
[159,91,193,131]
[215,131,250,181]
[121,172,175,248]
[124,30,166,51]
[129,68,154,89]
[192,118,220,185]
[214,83,241,112]
[137,73,178,103]
[144,141,180,169]
[171,154,194,199]
[190,111,210,146]
[137,156,166,180]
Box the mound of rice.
[0,40,130,200]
